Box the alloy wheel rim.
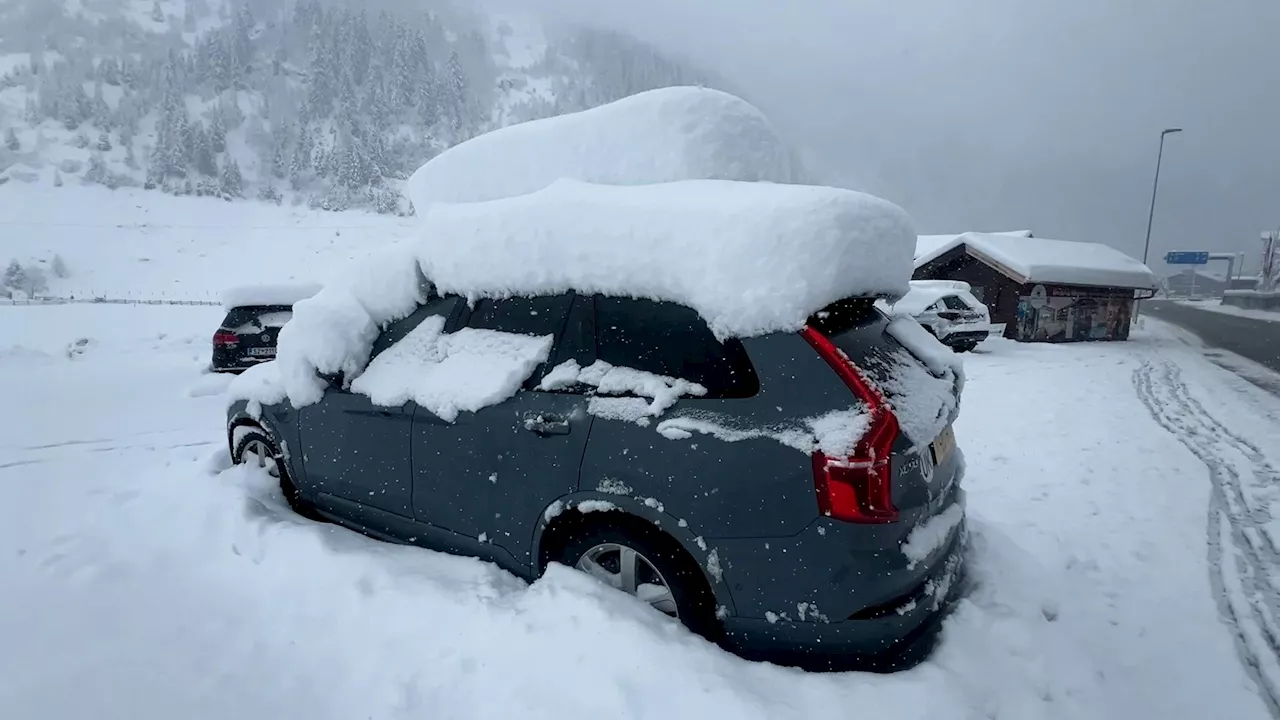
[575,542,679,617]
[241,439,280,479]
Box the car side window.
[368,295,463,360]
[941,295,969,311]
[595,296,759,399]
[462,293,576,389]
[463,294,574,336]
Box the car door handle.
[347,409,412,421]
[523,412,571,436]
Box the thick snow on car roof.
[406,87,804,209]
[228,179,916,411]
[220,283,321,310]
[916,232,1158,290]
[417,179,917,339]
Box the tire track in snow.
[1134,359,1280,717]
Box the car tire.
[232,428,313,517]
[557,523,721,640]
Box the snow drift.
[406,87,804,209]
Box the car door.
[411,293,595,571]
[298,296,463,524]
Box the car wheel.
[232,428,311,516]
[956,342,977,353]
[557,524,721,639]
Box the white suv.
[880,281,1003,353]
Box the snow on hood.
[406,87,804,209]
[417,179,916,340]
[884,280,974,317]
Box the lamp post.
[1141,128,1183,267]
[1136,128,1182,321]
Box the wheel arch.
[532,492,738,617]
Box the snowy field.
[2,300,1278,719]
[3,184,416,300]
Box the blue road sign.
[1165,251,1210,265]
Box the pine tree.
[3,261,27,293]
[85,153,108,184]
[124,144,137,170]
[91,82,113,129]
[270,123,290,179]
[188,123,216,176]
[232,6,255,69]
[51,254,69,279]
[183,4,196,33]
[208,112,227,153]
[151,0,165,24]
[289,123,313,188]
[219,158,243,198]
[148,55,190,186]
[4,128,17,151]
[53,170,63,187]
[305,18,334,118]
[443,50,469,141]
[96,132,112,152]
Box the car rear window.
[221,305,293,331]
[595,297,759,398]
[811,302,958,446]
[941,295,969,311]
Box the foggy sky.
[526,0,1279,275]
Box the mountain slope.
[0,0,720,213]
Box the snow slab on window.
[349,314,554,422]
[539,359,706,416]
[406,86,805,209]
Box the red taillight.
[212,329,240,347]
[801,326,901,524]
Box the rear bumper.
[211,349,272,374]
[940,330,990,346]
[720,520,969,671]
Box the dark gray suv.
[227,290,967,670]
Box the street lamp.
[1141,128,1183,267]
[1135,128,1182,323]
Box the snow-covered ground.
[1175,299,1280,324]
[3,184,416,300]
[2,298,1277,718]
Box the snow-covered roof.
[915,231,1031,263]
[417,179,916,339]
[916,232,1157,290]
[406,87,804,209]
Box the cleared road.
[1144,301,1280,373]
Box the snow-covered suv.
[224,177,967,672]
[883,281,1002,353]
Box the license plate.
[932,425,957,466]
[247,347,276,357]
